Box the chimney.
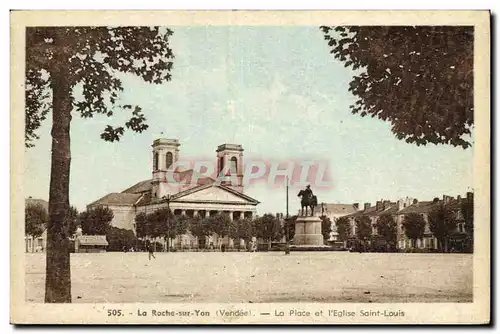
[397,200,404,211]
[364,203,371,211]
[353,203,359,210]
[457,195,462,202]
[467,192,473,203]
[376,201,382,211]
[442,195,453,204]
[383,200,390,210]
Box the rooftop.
[321,203,358,215]
[216,144,244,152]
[152,138,180,147]
[88,193,143,207]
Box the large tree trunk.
[45,70,72,303]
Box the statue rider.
[298,185,316,216]
[304,185,313,199]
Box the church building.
[87,138,260,249]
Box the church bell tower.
[216,144,244,193]
[152,138,180,199]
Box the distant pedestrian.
[148,244,156,260]
[250,240,257,253]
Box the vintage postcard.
[11,10,490,324]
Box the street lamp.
[163,194,172,252]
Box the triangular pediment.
[174,185,258,204]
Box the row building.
[320,192,473,251]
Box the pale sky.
[25,26,474,215]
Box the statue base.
[293,216,324,246]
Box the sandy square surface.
[25,252,473,303]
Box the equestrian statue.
[297,185,318,216]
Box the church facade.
[88,138,260,249]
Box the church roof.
[122,180,153,194]
[88,193,143,207]
[172,183,259,204]
[90,171,256,208]
[174,169,215,185]
[121,170,215,195]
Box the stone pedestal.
[293,216,324,246]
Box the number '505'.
[108,309,122,316]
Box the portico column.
[193,210,199,217]
[181,210,186,216]
[239,211,244,220]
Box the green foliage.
[255,214,283,243]
[174,214,189,237]
[428,203,458,251]
[207,213,234,238]
[355,215,372,241]
[25,203,48,239]
[335,216,352,242]
[106,226,138,252]
[461,195,474,236]
[240,218,256,241]
[402,213,426,246]
[25,26,175,147]
[320,215,332,242]
[67,206,79,237]
[320,26,473,148]
[134,212,149,239]
[136,209,191,251]
[150,208,175,239]
[189,216,212,239]
[374,214,397,246]
[79,206,114,235]
[462,196,474,253]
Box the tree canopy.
[25,202,48,239]
[355,215,372,241]
[335,216,351,242]
[235,218,256,243]
[428,203,458,251]
[320,26,473,148]
[320,216,332,242]
[374,214,397,246]
[255,214,283,245]
[402,213,426,246]
[79,206,114,235]
[188,216,212,240]
[26,26,174,147]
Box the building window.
[458,223,465,233]
[154,152,159,170]
[218,156,224,175]
[230,157,237,174]
[166,152,173,170]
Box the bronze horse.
[297,190,317,216]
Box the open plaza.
[25,252,473,303]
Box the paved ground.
[25,252,473,303]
